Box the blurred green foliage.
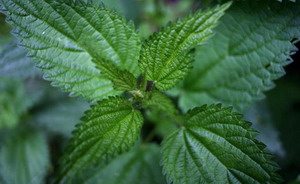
[0,0,299,183]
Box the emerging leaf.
[138,2,231,90]
[143,91,178,116]
[95,59,137,91]
[0,0,141,100]
[57,97,143,183]
[0,127,49,184]
[161,104,281,184]
[179,0,300,111]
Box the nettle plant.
[1,0,300,183]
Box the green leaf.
[0,127,49,184]
[96,0,124,15]
[0,40,40,78]
[35,98,89,137]
[0,0,141,100]
[138,2,231,90]
[81,144,166,184]
[57,97,143,183]
[0,14,11,51]
[0,77,32,129]
[95,59,137,91]
[161,104,281,184]
[143,91,178,116]
[145,109,178,139]
[179,0,300,112]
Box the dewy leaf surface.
[161,104,281,184]
[82,144,166,184]
[0,0,141,100]
[58,97,143,183]
[0,127,49,184]
[138,2,231,90]
[179,0,300,111]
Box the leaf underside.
[57,97,143,183]
[138,2,231,90]
[0,0,141,100]
[179,0,300,112]
[161,104,281,184]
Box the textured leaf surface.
[138,2,230,90]
[143,91,178,116]
[0,0,141,100]
[58,97,143,182]
[0,128,49,184]
[179,0,300,111]
[96,59,137,91]
[161,104,280,184]
[0,40,40,78]
[82,144,166,184]
[97,0,124,15]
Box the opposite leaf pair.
[54,1,230,183]
[0,0,284,183]
[53,1,232,182]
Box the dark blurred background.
[265,41,300,182]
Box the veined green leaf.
[81,144,166,184]
[143,91,178,116]
[0,0,141,100]
[96,0,124,15]
[138,2,231,90]
[95,59,137,91]
[161,104,281,184]
[0,127,49,184]
[0,40,40,78]
[179,0,300,112]
[57,97,143,183]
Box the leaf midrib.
[60,110,135,180]
[188,10,299,93]
[7,0,124,66]
[154,13,215,82]
[186,127,268,182]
